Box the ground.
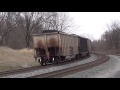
[1,47,120,78]
[96,50,120,55]
[0,47,39,72]
[64,55,120,78]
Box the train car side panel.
[33,33,59,60]
[79,37,88,52]
[33,35,46,59]
[60,34,78,60]
[78,37,88,57]
[33,35,46,49]
[87,39,91,53]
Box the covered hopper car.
[33,30,91,66]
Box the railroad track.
[28,53,109,78]
[0,54,91,78]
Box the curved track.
[28,53,109,78]
[0,54,90,77]
[0,53,109,78]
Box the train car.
[33,30,79,66]
[87,39,91,54]
[78,36,91,57]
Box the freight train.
[33,30,91,66]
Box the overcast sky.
[69,12,120,40]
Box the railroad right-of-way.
[64,55,120,78]
[0,53,101,78]
[30,53,108,78]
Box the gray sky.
[69,12,120,40]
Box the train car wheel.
[38,57,44,66]
[44,61,47,66]
[52,57,55,64]
[54,57,59,64]
[40,60,43,66]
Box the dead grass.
[18,48,34,54]
[97,50,120,55]
[0,46,40,72]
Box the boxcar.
[78,36,91,57]
[87,39,91,54]
[33,30,79,66]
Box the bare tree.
[42,12,73,32]
[18,12,44,48]
[0,12,19,46]
[92,20,120,52]
[103,20,120,50]
[0,12,74,49]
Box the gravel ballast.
[0,54,98,78]
[63,55,120,78]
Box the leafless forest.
[0,12,73,49]
[0,12,120,53]
[92,20,120,54]
[0,12,120,72]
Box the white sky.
[69,12,120,40]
